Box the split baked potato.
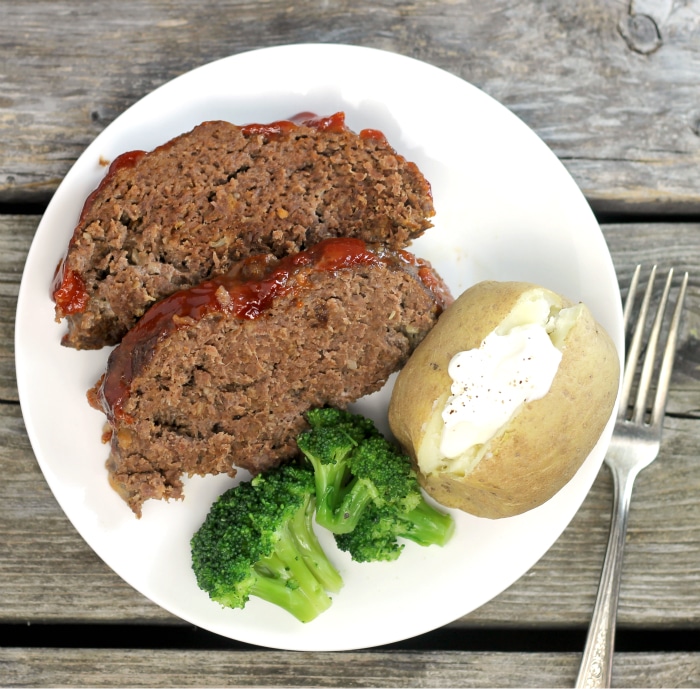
[388,280,620,519]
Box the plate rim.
[14,42,623,652]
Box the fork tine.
[622,264,641,333]
[632,268,673,425]
[619,265,657,415]
[649,270,688,428]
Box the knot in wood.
[619,13,662,54]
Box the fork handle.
[575,464,638,688]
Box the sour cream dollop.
[439,323,562,459]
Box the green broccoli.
[335,498,457,563]
[190,462,343,623]
[295,407,381,533]
[297,407,455,562]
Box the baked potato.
[388,280,620,519]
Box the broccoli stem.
[314,462,350,512]
[250,569,329,623]
[399,499,456,547]
[289,494,344,593]
[322,479,375,534]
[252,522,333,623]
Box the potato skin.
[388,281,620,519]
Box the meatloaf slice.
[88,238,451,517]
[53,112,435,349]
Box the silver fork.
[575,265,689,689]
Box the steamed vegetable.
[297,407,454,561]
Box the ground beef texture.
[88,238,451,517]
[53,112,435,349]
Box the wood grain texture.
[0,215,33,403]
[2,216,699,631]
[2,403,697,628]
[4,2,700,684]
[1,648,698,688]
[2,0,700,213]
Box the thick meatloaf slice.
[88,238,451,517]
[53,112,435,349]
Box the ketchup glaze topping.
[51,112,390,314]
[240,111,388,144]
[51,266,89,316]
[95,237,449,424]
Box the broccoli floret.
[297,407,455,562]
[190,462,343,623]
[335,503,405,562]
[335,498,457,563]
[296,407,380,533]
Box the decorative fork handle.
[575,463,639,688]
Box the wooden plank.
[2,399,698,628]
[2,216,700,628]
[1,648,698,688]
[5,215,700,404]
[5,215,700,408]
[0,215,34,402]
[2,1,700,213]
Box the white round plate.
[15,43,623,652]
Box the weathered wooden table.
[2,1,699,686]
